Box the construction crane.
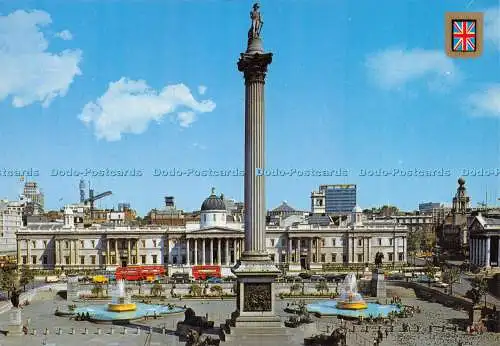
[84,188,112,220]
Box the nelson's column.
[225,3,290,343]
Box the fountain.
[336,273,368,310]
[70,279,185,322]
[306,272,400,318]
[107,280,136,312]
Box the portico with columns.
[469,214,500,269]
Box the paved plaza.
[0,291,499,346]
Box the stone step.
[228,327,291,335]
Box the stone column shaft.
[486,237,491,267]
[217,238,221,265]
[225,239,229,265]
[194,239,198,265]
[127,239,131,264]
[210,238,214,265]
[186,239,190,266]
[114,240,118,265]
[202,239,206,265]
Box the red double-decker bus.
[191,265,221,280]
[115,265,165,281]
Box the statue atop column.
[248,3,263,40]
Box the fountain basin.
[107,303,137,312]
[336,301,368,310]
[74,303,185,322]
[307,300,400,318]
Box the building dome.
[201,188,226,211]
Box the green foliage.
[189,283,202,297]
[150,283,164,297]
[91,283,105,298]
[209,285,223,296]
[0,268,18,293]
[290,283,301,295]
[19,266,34,289]
[315,281,329,294]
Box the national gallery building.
[16,191,408,276]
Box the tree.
[19,266,34,291]
[424,262,437,287]
[0,268,18,298]
[189,283,202,297]
[150,283,164,297]
[91,283,105,298]
[407,231,422,254]
[469,275,488,307]
[442,267,460,295]
[315,281,329,295]
[290,283,301,295]
[210,285,223,297]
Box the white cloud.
[198,85,207,95]
[79,78,216,141]
[0,10,82,108]
[485,7,500,50]
[366,48,459,91]
[468,84,500,117]
[55,29,73,40]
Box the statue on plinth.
[248,3,263,39]
[10,288,21,308]
[375,252,384,268]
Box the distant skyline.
[0,0,499,215]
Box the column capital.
[238,52,273,84]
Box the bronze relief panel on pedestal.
[243,283,272,312]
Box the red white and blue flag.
[452,20,476,52]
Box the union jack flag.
[452,20,476,52]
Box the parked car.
[433,281,449,288]
[207,277,223,284]
[298,272,312,280]
[310,275,326,282]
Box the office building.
[311,184,357,214]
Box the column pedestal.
[371,268,386,298]
[6,308,23,336]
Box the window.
[388,253,393,261]
[141,240,146,248]
[332,239,336,247]
[32,255,37,264]
[80,240,84,248]
[152,255,157,264]
[164,255,168,264]
[321,238,325,246]
[43,256,47,264]
[132,256,137,264]
[358,239,362,246]
[270,239,275,246]
[389,239,393,246]
[43,240,47,248]
[270,254,275,262]
[91,240,95,248]
[173,256,177,264]
[398,253,404,261]
[80,256,85,265]
[378,238,382,246]
[65,256,70,265]
[141,255,146,264]
[91,255,96,265]
[31,240,36,248]
[331,253,337,262]
[213,214,216,221]
[321,254,326,262]
[357,254,363,262]
[22,256,27,264]
[312,254,316,262]
[204,214,207,222]
[342,255,347,263]
[65,241,69,249]
[121,240,126,249]
[281,254,286,263]
[153,240,157,247]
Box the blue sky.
[0,0,499,215]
